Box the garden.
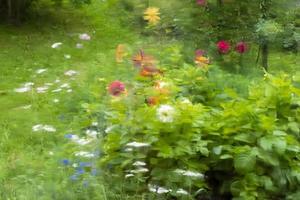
[0,0,299,199]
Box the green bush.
[93,58,300,199]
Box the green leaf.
[234,151,256,173]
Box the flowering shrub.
[82,48,300,199]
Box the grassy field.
[0,1,298,199]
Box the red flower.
[195,49,206,57]
[235,42,248,54]
[196,0,207,6]
[147,96,159,106]
[108,81,125,96]
[217,40,231,54]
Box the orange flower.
[132,50,155,68]
[115,44,126,63]
[195,56,210,68]
[140,65,162,77]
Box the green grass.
[0,1,298,199]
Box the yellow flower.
[143,7,160,25]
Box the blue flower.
[79,162,92,167]
[64,134,73,139]
[76,168,85,175]
[62,159,70,165]
[91,168,98,176]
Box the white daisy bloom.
[157,104,176,123]
[36,68,47,74]
[74,151,95,158]
[51,42,62,49]
[174,169,204,179]
[132,161,146,166]
[148,185,171,194]
[79,33,91,41]
[36,86,49,93]
[64,70,78,76]
[176,188,189,195]
[126,142,150,148]
[130,167,149,173]
[86,129,98,138]
[125,174,135,178]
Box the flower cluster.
[217,40,248,54]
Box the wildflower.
[53,99,59,103]
[196,0,207,6]
[64,70,78,76]
[108,81,126,96]
[62,159,70,166]
[143,7,160,25]
[51,42,62,49]
[140,65,161,77]
[154,81,170,95]
[157,105,175,123]
[174,169,204,179]
[79,33,91,41]
[70,174,78,181]
[126,142,150,148]
[64,54,71,59]
[195,49,206,57]
[74,151,95,158]
[132,50,155,68]
[32,124,56,132]
[130,167,149,173]
[235,42,248,54]
[195,55,210,68]
[132,161,146,166]
[148,184,171,194]
[52,88,62,93]
[60,83,71,88]
[15,84,32,93]
[36,86,49,93]
[76,43,83,49]
[36,69,47,74]
[217,40,231,54]
[86,129,98,138]
[147,96,159,106]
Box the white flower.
[67,89,72,93]
[55,79,61,83]
[125,174,134,178]
[132,161,146,166]
[130,167,149,173]
[36,86,49,93]
[176,188,189,195]
[74,138,91,146]
[15,86,31,93]
[64,70,78,76]
[32,124,56,132]
[36,69,47,74]
[51,42,62,48]
[157,105,176,123]
[45,83,53,86]
[174,169,204,179]
[53,99,59,103]
[75,151,95,158]
[148,185,171,194]
[79,33,91,41]
[76,43,83,49]
[60,83,70,88]
[86,129,98,138]
[92,122,98,126]
[24,82,34,87]
[126,142,150,148]
[52,88,62,93]
[48,151,54,155]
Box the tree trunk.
[261,41,268,71]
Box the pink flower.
[196,0,207,6]
[217,40,231,54]
[108,81,125,96]
[235,42,248,54]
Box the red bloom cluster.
[217,41,231,54]
[217,41,248,54]
[235,42,248,54]
[108,81,125,96]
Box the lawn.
[0,0,299,199]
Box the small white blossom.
[174,169,204,179]
[125,174,134,178]
[132,161,146,166]
[53,99,59,103]
[67,89,72,93]
[24,82,34,87]
[126,142,150,148]
[92,122,98,126]
[55,79,61,83]
[79,33,91,41]
[130,167,149,173]
[36,86,49,93]
[176,188,189,195]
[86,129,98,138]
[15,86,31,93]
[60,83,70,88]
[32,124,56,132]
[157,105,176,123]
[36,68,47,74]
[51,42,62,49]
[149,185,171,194]
[75,151,95,158]
[64,54,71,59]
[64,70,78,76]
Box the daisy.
[143,7,161,25]
[157,105,175,123]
